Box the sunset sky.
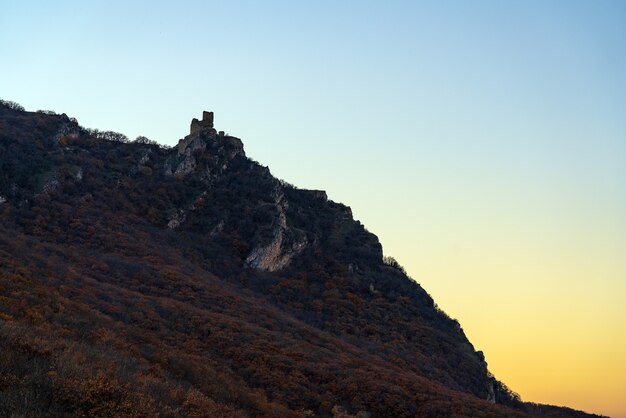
[2,1,625,416]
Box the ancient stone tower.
[190,111,214,135]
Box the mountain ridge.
[0,100,604,417]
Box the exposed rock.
[245,190,307,272]
[224,136,244,158]
[170,113,246,179]
[369,283,378,295]
[175,155,196,177]
[37,179,59,197]
[0,195,6,205]
[177,135,207,156]
[54,122,80,145]
[139,151,150,165]
[168,210,186,229]
[487,379,496,403]
[210,220,225,238]
[167,192,208,229]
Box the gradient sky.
[2,1,625,416]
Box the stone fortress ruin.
[189,111,225,137]
[190,111,214,135]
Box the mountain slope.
[0,101,603,417]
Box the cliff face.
[0,103,603,417]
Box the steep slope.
[0,102,603,417]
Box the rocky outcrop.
[36,179,59,198]
[487,380,496,403]
[167,210,186,229]
[174,155,196,177]
[138,151,150,165]
[166,192,209,229]
[169,113,245,179]
[54,119,81,145]
[172,134,205,177]
[176,135,207,156]
[245,190,307,272]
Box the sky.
[2,1,625,416]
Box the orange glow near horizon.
[358,190,626,418]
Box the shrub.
[0,99,25,111]
[383,256,406,275]
[86,128,130,143]
[134,136,159,146]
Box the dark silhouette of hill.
[0,100,605,417]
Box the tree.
[134,136,159,146]
[0,99,25,111]
[383,256,407,275]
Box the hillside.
[0,101,604,417]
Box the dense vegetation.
[0,101,604,417]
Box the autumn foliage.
[0,101,604,417]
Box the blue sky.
[2,1,626,416]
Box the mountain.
[0,100,604,417]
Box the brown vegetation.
[0,101,605,417]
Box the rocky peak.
[169,112,245,177]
